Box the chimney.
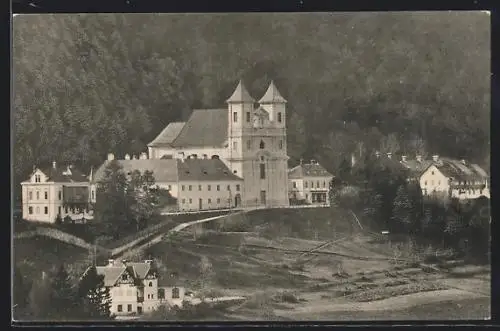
[416,154,422,162]
[52,161,57,169]
[461,159,466,165]
[375,151,381,158]
[124,154,131,160]
[140,152,148,160]
[310,159,316,165]
[387,152,392,159]
[401,155,407,162]
[432,154,439,162]
[108,259,114,266]
[107,153,115,161]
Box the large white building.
[20,162,93,223]
[143,80,290,208]
[288,160,334,205]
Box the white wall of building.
[177,180,243,211]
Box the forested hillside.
[13,12,490,193]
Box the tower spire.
[226,80,255,103]
[258,80,287,104]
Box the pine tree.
[392,184,415,234]
[50,265,79,320]
[78,266,112,320]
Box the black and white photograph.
[12,12,491,322]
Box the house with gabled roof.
[288,159,334,205]
[419,155,490,200]
[20,161,93,223]
[144,80,290,209]
[83,259,185,316]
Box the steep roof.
[178,158,242,181]
[171,109,228,148]
[23,165,89,183]
[94,261,155,287]
[431,158,489,182]
[148,122,186,147]
[258,80,287,104]
[400,159,434,178]
[92,159,179,183]
[226,80,255,103]
[288,163,333,179]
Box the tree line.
[330,157,490,262]
[14,264,112,321]
[13,13,490,201]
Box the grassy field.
[145,207,490,321]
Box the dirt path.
[276,289,487,316]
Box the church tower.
[226,80,289,208]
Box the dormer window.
[122,274,127,280]
[149,281,153,287]
[34,174,41,183]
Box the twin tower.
[225,80,290,207]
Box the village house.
[146,80,290,208]
[418,155,490,200]
[375,152,490,200]
[83,259,185,317]
[288,160,334,205]
[20,162,93,223]
[91,156,243,211]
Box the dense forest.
[13,12,490,196]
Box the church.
[145,80,290,208]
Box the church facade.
[147,80,290,208]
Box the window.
[216,185,220,191]
[90,191,94,201]
[260,140,265,149]
[122,274,127,280]
[305,181,308,188]
[217,198,221,204]
[44,191,48,199]
[36,191,40,200]
[34,174,41,183]
[117,305,123,312]
[227,185,231,191]
[317,181,320,188]
[260,164,266,179]
[424,181,427,186]
[311,181,314,188]
[172,287,180,299]
[168,185,172,190]
[28,191,32,200]
[233,141,238,151]
[58,191,62,200]
[431,171,435,175]
[65,206,68,213]
[208,185,211,191]
[189,198,192,204]
[234,170,237,174]
[306,194,308,200]
[58,206,61,215]
[147,294,150,299]
[233,112,238,122]
[199,185,202,191]
[279,140,283,149]
[149,281,153,287]
[28,207,33,214]
[208,198,212,204]
[188,185,192,191]
[44,207,48,214]
[182,199,186,204]
[182,185,185,191]
[278,112,282,123]
[151,294,154,299]
[236,184,241,191]
[127,304,132,312]
[247,140,251,150]
[293,182,297,188]
[246,112,251,123]
[323,181,326,188]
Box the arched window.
[260,140,265,149]
[149,281,153,287]
[211,155,219,160]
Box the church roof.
[148,122,185,147]
[171,109,228,148]
[226,80,255,103]
[178,158,242,181]
[288,163,333,179]
[258,81,287,104]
